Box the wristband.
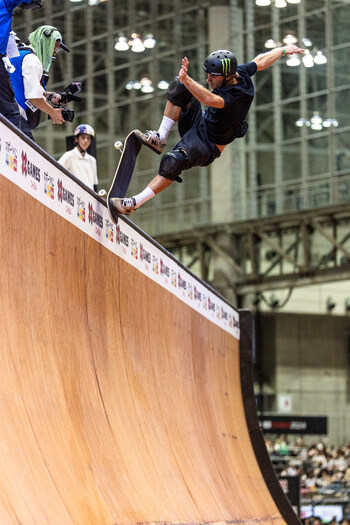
[282,48,286,56]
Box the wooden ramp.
[0,118,293,525]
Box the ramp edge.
[239,310,302,525]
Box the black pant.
[0,55,20,128]
[19,116,35,141]
[158,98,221,180]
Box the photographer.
[9,25,70,140]
[0,0,42,127]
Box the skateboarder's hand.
[50,107,65,125]
[179,56,189,82]
[283,45,305,55]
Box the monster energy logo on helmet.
[203,49,237,77]
[221,58,231,75]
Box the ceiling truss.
[155,202,350,303]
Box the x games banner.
[0,119,240,340]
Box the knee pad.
[167,77,193,109]
[159,149,188,181]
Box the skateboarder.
[111,44,304,215]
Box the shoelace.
[122,198,135,207]
[145,130,160,141]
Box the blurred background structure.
[12,0,350,455]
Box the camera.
[48,81,82,122]
[61,108,75,122]
[59,82,82,104]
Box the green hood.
[28,25,62,73]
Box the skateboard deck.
[107,130,142,224]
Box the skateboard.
[107,130,142,224]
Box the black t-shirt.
[203,61,257,145]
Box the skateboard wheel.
[114,141,123,150]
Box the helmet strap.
[75,137,87,155]
[223,74,236,87]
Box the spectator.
[316,468,331,488]
[59,124,98,192]
[9,25,69,140]
[265,436,350,492]
[0,0,42,127]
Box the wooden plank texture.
[0,175,286,525]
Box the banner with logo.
[260,416,328,435]
[0,120,239,339]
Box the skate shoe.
[110,197,136,215]
[134,129,165,155]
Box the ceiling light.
[141,85,154,93]
[157,80,169,90]
[302,51,314,68]
[255,0,271,5]
[115,36,129,51]
[296,114,339,129]
[314,51,327,65]
[286,54,300,66]
[140,77,154,93]
[283,34,298,44]
[310,112,323,130]
[264,39,277,49]
[323,118,338,128]
[275,0,287,7]
[131,37,145,53]
[143,34,156,49]
[295,118,310,127]
[301,37,313,47]
[125,81,142,90]
[140,77,151,86]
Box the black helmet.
[203,49,237,77]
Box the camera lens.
[62,109,74,122]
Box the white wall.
[259,312,350,445]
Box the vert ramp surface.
[0,116,292,525]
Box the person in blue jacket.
[9,25,69,140]
[0,0,42,127]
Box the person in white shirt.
[59,124,98,191]
[9,25,69,139]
